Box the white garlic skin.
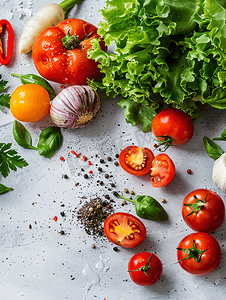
[50,85,101,129]
[212,153,226,192]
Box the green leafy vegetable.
[118,194,168,221]
[0,143,28,178]
[37,127,63,158]
[203,136,224,160]
[0,75,10,109]
[13,120,37,150]
[0,183,13,194]
[13,121,63,158]
[89,0,226,131]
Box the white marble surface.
[0,1,226,299]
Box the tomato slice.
[119,146,154,176]
[150,153,175,187]
[104,212,146,248]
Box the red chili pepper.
[76,153,81,158]
[71,150,76,155]
[82,155,87,161]
[88,161,92,165]
[0,19,14,65]
[60,156,65,161]
[53,216,58,222]
[89,170,93,174]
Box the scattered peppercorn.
[114,161,119,166]
[59,230,65,235]
[62,174,68,179]
[99,181,104,186]
[111,183,116,187]
[29,224,32,229]
[60,211,65,217]
[105,195,110,200]
[187,169,192,174]
[124,188,128,193]
[130,190,134,195]
[98,167,103,172]
[113,246,119,252]
[107,204,111,209]
[122,200,127,206]
[105,174,109,179]
[84,174,89,179]
[161,198,166,203]
[75,183,79,186]
[107,156,112,161]
[113,191,118,197]
[115,154,119,158]
[91,244,96,249]
[100,159,105,163]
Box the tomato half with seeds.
[177,232,221,276]
[104,212,146,248]
[119,146,154,176]
[128,252,163,286]
[151,108,194,149]
[182,189,225,233]
[150,153,175,187]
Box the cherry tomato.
[32,19,107,86]
[150,153,175,187]
[104,212,146,248]
[10,84,50,122]
[177,232,221,276]
[151,108,194,149]
[119,146,154,176]
[182,189,225,233]
[128,252,163,286]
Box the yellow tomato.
[10,84,50,122]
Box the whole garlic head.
[212,153,226,192]
[50,85,101,129]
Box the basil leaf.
[0,183,13,194]
[203,136,224,160]
[37,127,63,158]
[13,120,37,150]
[213,128,226,141]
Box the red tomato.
[150,153,175,187]
[177,232,221,276]
[128,252,163,286]
[32,18,107,85]
[104,212,146,248]
[151,108,194,148]
[119,146,154,176]
[182,189,225,233]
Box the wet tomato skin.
[151,153,175,187]
[182,189,225,233]
[151,108,194,145]
[104,212,146,248]
[119,146,154,176]
[177,232,221,276]
[128,252,163,286]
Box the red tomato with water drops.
[119,146,154,176]
[150,153,175,187]
[177,232,221,276]
[151,108,194,149]
[182,189,225,232]
[104,212,146,248]
[128,252,163,286]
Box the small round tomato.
[151,108,194,149]
[150,153,175,187]
[128,252,163,286]
[10,84,50,122]
[182,189,225,233]
[119,146,154,176]
[177,232,221,276]
[104,212,146,248]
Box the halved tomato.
[119,146,154,176]
[150,153,175,187]
[104,212,146,248]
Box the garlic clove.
[212,153,226,192]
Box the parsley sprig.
[0,143,28,178]
[0,74,10,110]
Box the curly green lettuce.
[88,0,226,131]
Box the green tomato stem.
[118,194,134,203]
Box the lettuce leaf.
[88,0,226,131]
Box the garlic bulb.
[212,153,226,192]
[50,85,101,129]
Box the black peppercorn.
[100,159,105,163]
[105,174,109,179]
[113,246,119,252]
[98,167,103,172]
[107,156,112,161]
[84,174,89,179]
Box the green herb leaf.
[0,143,28,178]
[213,128,226,141]
[0,75,10,109]
[117,98,157,132]
[37,127,63,158]
[203,136,224,160]
[13,120,37,150]
[0,183,13,194]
